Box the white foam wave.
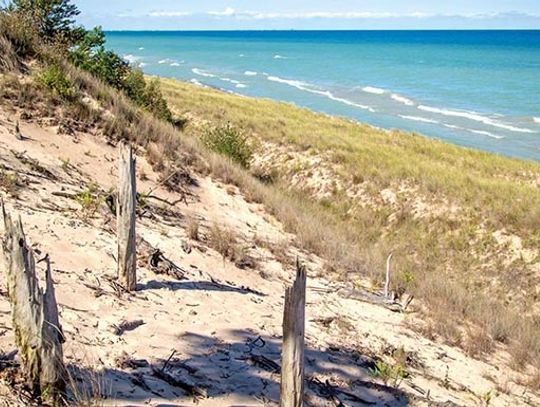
[159,58,182,65]
[192,68,216,78]
[443,124,462,130]
[391,94,415,106]
[399,115,439,124]
[236,84,248,88]
[138,62,147,67]
[267,76,307,88]
[418,105,534,134]
[274,55,287,59]
[138,47,145,50]
[244,71,257,76]
[468,129,505,139]
[123,54,141,64]
[239,54,245,57]
[534,117,540,124]
[190,79,203,86]
[362,86,386,95]
[267,76,375,112]
[219,77,244,86]
[326,93,376,112]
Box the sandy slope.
[0,108,537,406]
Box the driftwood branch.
[280,259,307,407]
[338,288,413,313]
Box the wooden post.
[280,259,307,407]
[384,253,393,298]
[1,202,65,401]
[117,142,137,291]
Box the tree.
[8,0,80,40]
[70,27,129,89]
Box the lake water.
[106,30,540,161]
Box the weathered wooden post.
[117,141,137,291]
[1,202,65,401]
[280,259,307,407]
[384,253,393,298]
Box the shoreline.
[156,74,540,166]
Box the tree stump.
[280,259,307,407]
[1,203,65,401]
[117,142,137,291]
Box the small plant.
[60,157,71,173]
[76,182,102,219]
[187,217,200,241]
[35,64,75,100]
[208,222,239,261]
[369,360,408,388]
[202,123,253,168]
[0,169,21,196]
[479,390,493,406]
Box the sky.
[73,0,540,30]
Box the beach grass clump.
[201,123,253,168]
[35,63,76,101]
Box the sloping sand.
[0,109,537,406]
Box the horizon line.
[102,28,540,32]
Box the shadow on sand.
[68,328,413,406]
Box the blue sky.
[73,0,540,30]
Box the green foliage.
[3,3,174,122]
[123,70,173,122]
[7,0,81,42]
[369,360,408,388]
[35,63,74,100]
[75,182,102,219]
[202,123,253,168]
[69,27,173,122]
[69,26,129,89]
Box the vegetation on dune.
[1,0,173,122]
[201,123,253,168]
[158,78,540,373]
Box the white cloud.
[208,7,236,17]
[148,11,192,17]
[141,9,540,21]
[238,11,432,20]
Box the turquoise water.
[105,31,540,161]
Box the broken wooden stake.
[1,202,65,402]
[384,252,393,298]
[280,259,307,407]
[117,142,137,291]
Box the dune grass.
[159,78,540,237]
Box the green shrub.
[35,63,75,100]
[69,27,128,89]
[123,70,172,122]
[202,123,253,168]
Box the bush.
[35,63,75,100]
[202,123,253,168]
[123,70,172,122]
